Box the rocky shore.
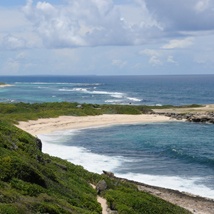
[154,112,214,124]
[102,171,214,214]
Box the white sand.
[17,114,171,136]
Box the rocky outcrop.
[155,112,214,124]
[187,113,214,123]
[96,180,108,194]
[35,137,42,151]
[103,170,114,178]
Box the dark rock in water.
[96,180,107,194]
[36,138,42,151]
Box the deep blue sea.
[1,75,214,105]
[1,75,214,199]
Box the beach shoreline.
[0,84,12,88]
[16,114,214,214]
[17,114,172,136]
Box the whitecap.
[105,99,124,103]
[89,91,124,96]
[111,94,123,99]
[59,88,88,92]
[127,97,142,102]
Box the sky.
[0,0,214,75]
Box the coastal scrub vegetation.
[0,101,201,123]
[0,102,152,123]
[0,102,194,213]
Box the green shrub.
[10,178,45,196]
[0,204,21,214]
[104,183,191,214]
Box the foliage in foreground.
[0,120,102,214]
[0,103,193,213]
[103,181,190,214]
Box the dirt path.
[97,196,108,214]
[90,184,108,214]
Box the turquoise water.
[39,121,214,199]
[1,75,214,198]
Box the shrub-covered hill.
[0,120,102,214]
[0,118,191,213]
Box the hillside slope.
[0,106,191,213]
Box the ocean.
[1,75,214,199]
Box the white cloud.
[3,58,20,74]
[149,56,162,66]
[140,49,163,66]
[162,38,194,49]
[140,48,180,66]
[22,0,162,48]
[167,55,178,64]
[141,49,160,57]
[112,59,127,68]
[195,0,210,13]
[0,0,214,75]
[145,0,214,31]
[1,35,27,50]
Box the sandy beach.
[17,114,171,136]
[17,114,214,214]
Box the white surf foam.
[89,90,124,96]
[38,132,214,200]
[59,87,127,99]
[127,97,142,102]
[110,94,123,99]
[105,99,124,103]
[38,133,123,174]
[59,88,88,92]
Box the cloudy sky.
[0,0,214,75]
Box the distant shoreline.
[0,84,12,88]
